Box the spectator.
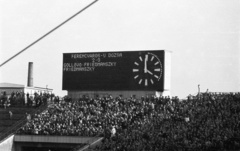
[0,91,7,107]
[26,112,31,121]
[0,89,51,108]
[9,111,13,120]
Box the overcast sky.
[0,0,239,98]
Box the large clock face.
[132,52,163,87]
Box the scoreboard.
[62,50,165,91]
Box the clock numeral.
[151,79,154,84]
[134,62,139,66]
[134,75,139,79]
[154,68,161,72]
[139,56,143,62]
[133,69,139,72]
[145,79,148,86]
[151,56,154,61]
[154,75,159,79]
[139,79,142,84]
[154,62,159,65]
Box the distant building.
[0,82,53,97]
[0,83,25,96]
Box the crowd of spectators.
[17,92,240,150]
[0,91,9,108]
[0,90,53,108]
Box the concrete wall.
[68,90,156,100]
[163,50,172,97]
[14,142,77,151]
[13,135,101,151]
[14,135,99,144]
[0,135,14,151]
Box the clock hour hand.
[147,70,153,75]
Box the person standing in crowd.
[111,125,116,137]
[9,111,13,120]
[26,93,30,106]
[20,90,25,106]
[0,91,7,107]
[4,97,11,109]
[26,112,31,122]
[32,96,36,107]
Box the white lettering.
[108,53,122,58]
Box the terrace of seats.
[0,106,41,141]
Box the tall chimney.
[27,62,33,87]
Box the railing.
[70,134,103,151]
[0,103,48,143]
[85,137,103,151]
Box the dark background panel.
[62,50,164,91]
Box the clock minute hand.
[144,55,148,73]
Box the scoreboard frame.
[62,50,165,91]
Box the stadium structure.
[1,50,240,151]
[63,50,171,99]
[0,50,172,151]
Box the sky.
[0,0,239,99]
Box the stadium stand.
[0,91,50,142]
[16,92,240,150]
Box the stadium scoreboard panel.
[62,50,165,91]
